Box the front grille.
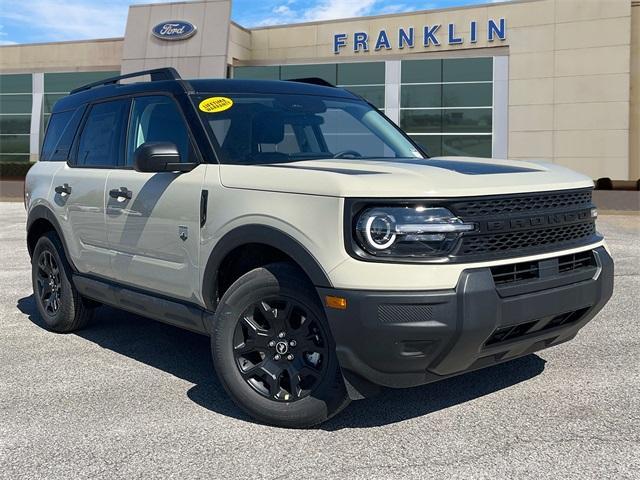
[490,250,597,286]
[450,189,593,218]
[484,306,590,347]
[558,250,597,273]
[443,188,599,260]
[458,221,596,257]
[491,261,539,285]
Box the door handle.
[54,183,72,196]
[109,187,133,200]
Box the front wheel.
[211,263,349,428]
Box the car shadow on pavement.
[18,295,546,430]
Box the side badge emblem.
[178,225,188,241]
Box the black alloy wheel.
[233,297,330,402]
[211,262,350,427]
[35,250,62,316]
[31,232,94,333]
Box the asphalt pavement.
[0,202,638,479]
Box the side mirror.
[133,142,196,173]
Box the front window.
[195,93,424,164]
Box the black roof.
[53,76,360,114]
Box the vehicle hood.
[219,157,594,198]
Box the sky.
[0,0,507,46]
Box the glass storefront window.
[280,64,337,84]
[401,59,441,83]
[0,135,30,154]
[443,58,492,82]
[0,94,32,114]
[442,135,492,157]
[443,108,492,133]
[337,62,385,85]
[233,62,386,109]
[343,86,385,109]
[400,84,441,108]
[0,115,31,135]
[401,57,494,158]
[443,83,492,108]
[233,66,280,80]
[44,71,120,93]
[0,74,32,94]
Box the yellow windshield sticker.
[199,97,233,113]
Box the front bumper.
[318,247,614,399]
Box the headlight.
[354,206,475,259]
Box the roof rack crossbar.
[70,67,182,95]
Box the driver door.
[104,94,206,302]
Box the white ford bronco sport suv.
[25,68,614,428]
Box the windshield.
[194,93,425,164]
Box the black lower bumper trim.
[318,247,614,398]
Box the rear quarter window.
[41,107,85,161]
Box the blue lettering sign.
[448,23,463,44]
[423,24,441,47]
[332,18,508,53]
[488,18,506,41]
[354,32,369,52]
[398,27,414,49]
[333,33,347,54]
[375,30,392,50]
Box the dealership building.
[0,0,638,181]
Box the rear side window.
[75,99,128,167]
[126,95,193,165]
[41,107,85,161]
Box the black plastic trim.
[73,274,208,335]
[201,224,332,310]
[200,189,208,227]
[319,246,613,397]
[26,205,77,270]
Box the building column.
[384,60,401,125]
[30,73,44,163]
[492,56,508,159]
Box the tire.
[31,231,94,333]
[211,262,350,428]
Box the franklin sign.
[152,21,197,41]
[333,18,506,54]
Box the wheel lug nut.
[274,354,281,361]
[278,332,286,339]
[289,340,296,347]
[268,340,276,347]
[287,354,294,361]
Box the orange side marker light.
[325,295,347,310]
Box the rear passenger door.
[104,94,206,302]
[49,99,129,277]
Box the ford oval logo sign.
[152,21,197,41]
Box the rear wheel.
[211,262,349,428]
[31,232,94,333]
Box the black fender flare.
[201,224,332,310]
[26,205,78,271]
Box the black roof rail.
[70,67,182,95]
[286,77,336,88]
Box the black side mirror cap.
[133,142,197,173]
